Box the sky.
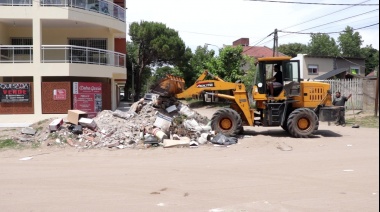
[125,0,379,53]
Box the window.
[11,38,33,54]
[68,38,107,63]
[68,39,107,50]
[350,66,360,75]
[308,65,318,75]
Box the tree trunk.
[134,68,142,102]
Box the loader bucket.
[150,74,185,96]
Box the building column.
[111,79,116,110]
[32,18,42,115]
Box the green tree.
[338,26,363,57]
[214,45,245,82]
[240,55,256,91]
[186,45,216,86]
[361,45,379,75]
[128,21,188,100]
[278,43,308,57]
[308,33,339,56]
[125,42,152,99]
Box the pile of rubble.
[9,96,238,150]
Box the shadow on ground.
[241,128,342,138]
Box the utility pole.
[273,29,278,57]
[375,66,379,117]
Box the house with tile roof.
[232,38,288,59]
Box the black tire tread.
[211,108,243,136]
[287,108,318,138]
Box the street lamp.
[205,43,222,49]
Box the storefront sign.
[0,83,30,103]
[53,89,67,100]
[73,82,102,118]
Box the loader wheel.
[281,123,289,132]
[287,108,318,138]
[211,108,243,137]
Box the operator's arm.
[347,94,352,99]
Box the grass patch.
[31,142,41,149]
[0,139,19,149]
[37,119,49,125]
[346,115,379,128]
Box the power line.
[280,23,379,35]
[275,8,379,42]
[255,23,379,46]
[251,32,274,46]
[246,0,379,6]
[293,9,379,33]
[248,0,376,45]
[281,0,372,30]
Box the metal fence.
[0,45,125,67]
[0,45,33,63]
[0,0,125,22]
[314,78,363,110]
[40,0,125,22]
[0,0,32,6]
[41,45,125,67]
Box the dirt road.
[0,107,378,212]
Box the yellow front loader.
[152,57,340,138]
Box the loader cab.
[254,57,301,98]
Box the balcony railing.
[41,45,125,68]
[0,0,32,6]
[0,45,125,68]
[40,0,125,22]
[0,45,33,63]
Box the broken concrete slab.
[166,105,177,113]
[163,137,190,148]
[21,127,36,135]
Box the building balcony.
[0,0,125,22]
[0,0,32,6]
[0,45,125,68]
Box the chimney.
[232,38,249,46]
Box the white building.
[0,0,127,125]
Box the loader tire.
[281,123,288,132]
[211,108,243,137]
[287,108,318,138]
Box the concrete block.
[49,118,63,132]
[79,118,97,129]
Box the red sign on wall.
[73,82,102,118]
[53,89,67,100]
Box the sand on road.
[0,107,378,212]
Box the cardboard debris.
[67,110,88,125]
